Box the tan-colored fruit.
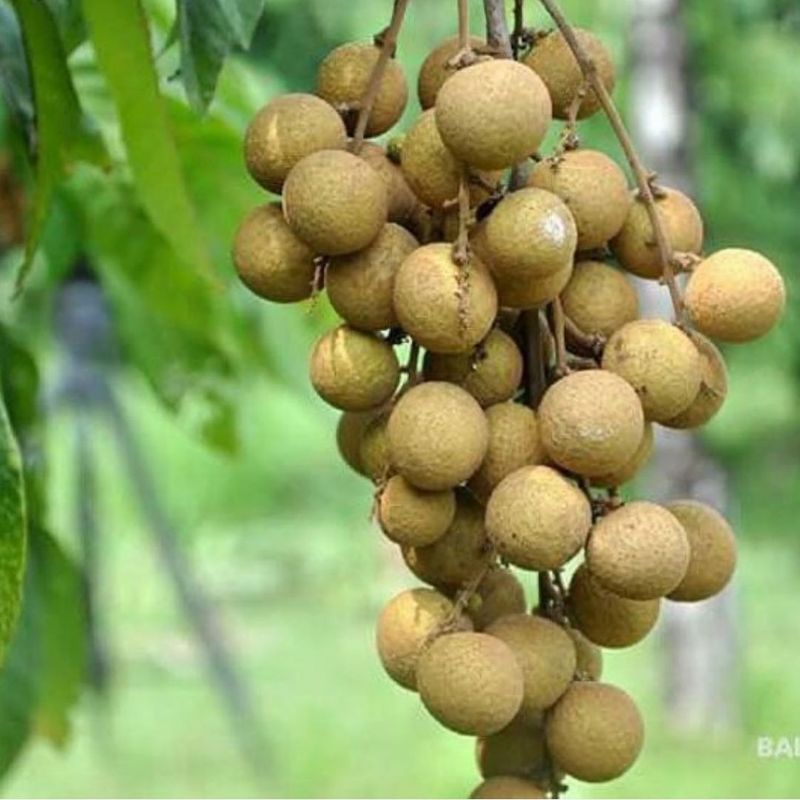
[567,627,603,680]
[568,564,660,648]
[666,500,737,602]
[523,29,615,119]
[485,188,577,282]
[611,188,704,279]
[403,490,489,589]
[393,244,498,354]
[527,151,631,250]
[358,142,418,225]
[591,423,654,489]
[435,60,552,170]
[326,223,418,331]
[378,475,456,547]
[336,410,377,476]
[388,382,489,490]
[476,717,547,780]
[401,110,500,209]
[417,631,524,736]
[471,776,547,799]
[587,501,690,600]
[486,465,591,571]
[470,567,528,631]
[359,410,391,481]
[417,35,485,109]
[469,403,544,502]
[316,42,408,137]
[375,588,471,691]
[560,261,639,338]
[487,614,576,720]
[232,204,316,303]
[496,262,573,310]
[538,370,645,479]
[244,93,347,193]
[546,682,644,782]
[602,319,703,423]
[282,149,387,255]
[423,329,523,408]
[309,326,399,411]
[684,248,786,343]
[664,332,728,429]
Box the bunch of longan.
[233,12,785,798]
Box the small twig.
[452,168,472,267]
[482,0,513,58]
[564,314,605,358]
[521,310,548,407]
[550,296,569,377]
[511,0,524,59]
[448,0,478,68]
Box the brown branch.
[564,314,605,358]
[452,168,472,266]
[482,0,513,57]
[511,0,525,59]
[537,0,684,321]
[551,296,569,377]
[522,310,547,407]
[349,0,411,154]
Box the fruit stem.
[452,168,472,267]
[536,0,685,322]
[511,0,525,59]
[564,314,605,359]
[349,0,411,154]
[482,0,513,58]
[550,296,569,377]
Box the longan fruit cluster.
[233,9,785,798]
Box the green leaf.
[216,0,266,49]
[0,4,34,139]
[41,0,85,53]
[81,0,211,276]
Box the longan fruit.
[378,475,456,548]
[316,42,408,136]
[527,150,631,250]
[418,36,485,109]
[470,566,528,631]
[684,248,786,343]
[358,142,418,226]
[336,410,377,476]
[590,423,654,489]
[359,410,391,482]
[476,716,547,780]
[567,627,603,681]
[496,262,573,310]
[244,93,347,193]
[435,59,552,170]
[471,776,546,799]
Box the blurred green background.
[1,0,799,797]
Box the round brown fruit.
[393,243,498,354]
[684,248,786,343]
[435,59,552,170]
[496,262,573,310]
[546,682,644,782]
[470,567,527,631]
[282,149,387,255]
[470,777,546,799]
[244,93,347,193]
[527,150,631,250]
[666,500,737,602]
[336,410,378,476]
[602,319,702,423]
[538,370,645,479]
[316,42,408,137]
[326,223,418,331]
[378,475,456,548]
[417,35,485,109]
[358,410,391,482]
[567,627,603,680]
[476,716,547,780]
[611,187,703,279]
[358,142,418,226]
[232,204,316,303]
[486,465,591,571]
[416,631,524,736]
[590,423,654,489]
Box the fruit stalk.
[537,0,685,321]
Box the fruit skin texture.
[244,93,347,193]
[590,423,654,489]
[375,588,471,691]
[602,319,703,423]
[418,36,485,109]
[359,410,391,481]
[316,42,408,137]
[469,403,544,503]
[423,329,524,408]
[336,410,377,476]
[485,188,578,281]
[358,142,418,226]
[524,29,616,120]
[470,567,528,631]
[560,261,639,338]
[393,243,498,354]
[416,631,524,736]
[326,223,418,331]
[309,326,399,412]
[435,60,552,170]
[476,716,547,780]
[378,475,456,548]
[568,564,660,648]
[611,188,703,279]
[232,204,316,303]
[664,332,728,429]
[403,490,489,590]
[538,370,645,479]
[496,262,573,310]
[545,682,644,782]
[470,776,546,799]
[486,614,577,720]
[666,500,737,602]
[528,151,631,250]
[587,501,691,600]
[486,465,592,571]
[684,248,786,343]
[567,628,603,681]
[282,149,388,255]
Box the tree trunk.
[628,0,739,733]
